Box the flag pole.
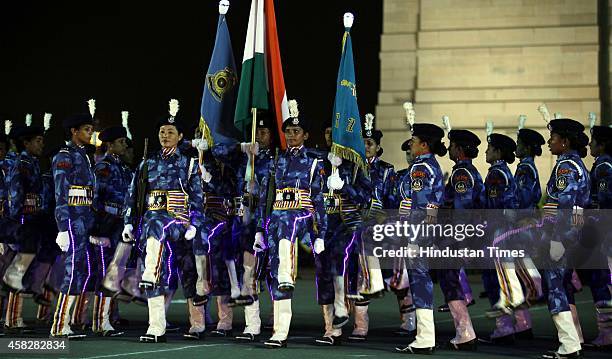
[250,107,257,190]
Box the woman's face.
[547,133,567,156]
[159,125,183,149]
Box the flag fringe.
[199,117,215,148]
[331,143,367,174]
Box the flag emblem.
[207,67,237,102]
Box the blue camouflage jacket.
[367,156,396,213]
[7,150,43,220]
[409,153,444,211]
[94,153,133,217]
[484,160,519,210]
[515,157,542,209]
[444,159,485,210]
[589,154,612,209]
[52,142,96,232]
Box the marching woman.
[539,118,590,359]
[122,100,206,343]
[396,121,446,354]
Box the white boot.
[243,299,261,335]
[411,309,436,348]
[363,256,384,295]
[3,253,36,291]
[277,239,295,287]
[569,304,584,343]
[322,304,341,337]
[351,303,369,337]
[141,237,163,287]
[333,276,348,326]
[496,261,525,308]
[4,292,25,328]
[225,260,241,299]
[51,293,78,336]
[514,308,533,333]
[448,300,476,345]
[519,257,543,301]
[552,311,581,355]
[241,251,258,297]
[270,299,292,341]
[187,298,206,334]
[102,242,132,292]
[216,295,234,331]
[194,254,211,297]
[92,295,119,334]
[146,295,166,337]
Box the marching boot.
[226,259,241,306]
[102,242,132,293]
[277,239,296,292]
[139,237,163,290]
[264,299,291,348]
[448,300,477,350]
[140,295,166,343]
[2,253,36,292]
[92,294,124,337]
[496,261,525,309]
[210,295,233,336]
[348,301,369,341]
[193,254,210,306]
[236,251,258,306]
[397,292,416,336]
[395,309,435,354]
[70,292,91,331]
[332,276,349,328]
[183,298,205,340]
[541,311,582,358]
[236,299,261,341]
[569,304,584,344]
[485,314,515,344]
[50,293,86,339]
[514,308,534,339]
[4,292,34,334]
[315,304,341,346]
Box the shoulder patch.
[55,161,72,170]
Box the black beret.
[282,115,309,132]
[256,110,275,130]
[363,128,383,145]
[99,126,128,143]
[547,118,584,135]
[8,125,25,140]
[448,129,481,147]
[412,123,444,141]
[157,115,184,134]
[488,133,517,152]
[517,128,545,147]
[591,125,612,143]
[63,114,94,130]
[14,125,45,139]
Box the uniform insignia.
[258,120,264,126]
[292,118,299,125]
[411,178,423,192]
[455,181,467,194]
[454,174,469,182]
[206,67,237,102]
[56,161,72,169]
[168,117,175,124]
[97,168,111,177]
[598,180,607,192]
[412,170,426,178]
[488,187,498,198]
[366,130,372,137]
[556,176,568,190]
[557,168,572,175]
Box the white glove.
[185,225,197,241]
[327,152,343,167]
[407,243,420,258]
[191,138,209,152]
[240,142,259,156]
[89,236,111,248]
[199,165,212,183]
[56,231,70,252]
[89,236,99,245]
[122,224,134,242]
[327,171,345,190]
[549,241,565,262]
[253,232,266,253]
[313,238,325,254]
[0,243,7,255]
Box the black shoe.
[98,330,125,337]
[395,345,435,354]
[359,290,385,300]
[50,332,86,340]
[479,334,515,345]
[347,334,367,342]
[514,328,534,340]
[165,323,180,333]
[138,281,158,291]
[448,338,477,351]
[395,328,416,337]
[264,339,287,348]
[235,333,259,342]
[315,335,341,346]
[111,318,130,328]
[192,294,209,307]
[437,303,450,312]
[183,330,204,340]
[277,283,294,292]
[540,350,583,358]
[139,334,167,343]
[332,315,349,329]
[210,329,232,337]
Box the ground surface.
[1,271,609,359]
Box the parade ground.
[5,270,609,359]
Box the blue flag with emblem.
[200,6,242,146]
[331,16,367,173]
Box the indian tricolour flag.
[234,0,288,150]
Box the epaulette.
[306,149,325,160]
[58,146,71,154]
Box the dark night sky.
[0,0,382,152]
